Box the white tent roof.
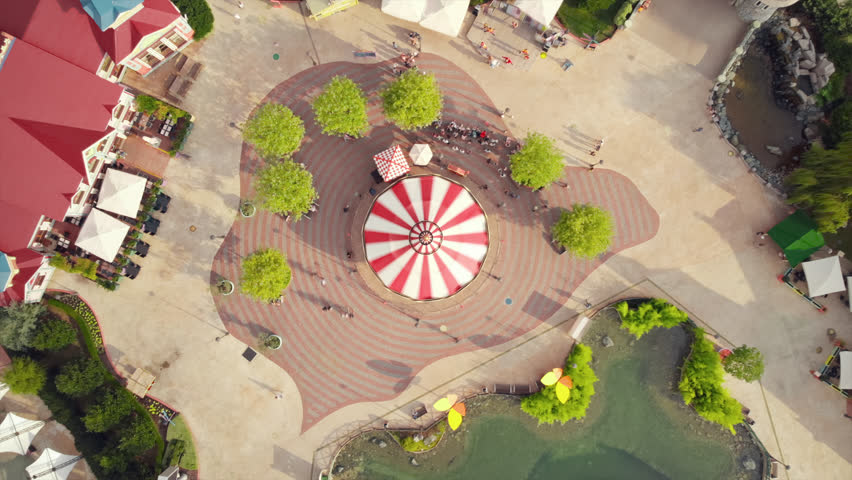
[419,0,468,37]
[97,169,146,218]
[0,382,9,401]
[802,256,846,297]
[76,209,131,262]
[26,448,79,480]
[847,277,852,313]
[381,0,425,23]
[840,351,852,390]
[514,0,561,27]
[0,413,44,455]
[409,144,433,166]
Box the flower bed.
[48,295,104,354]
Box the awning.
[97,168,147,218]
[409,144,433,166]
[0,413,45,455]
[801,256,846,297]
[419,0,468,37]
[0,253,18,291]
[26,448,80,480]
[514,0,562,27]
[840,351,851,390]
[768,210,824,267]
[373,145,410,182]
[76,209,131,262]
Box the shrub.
[398,421,446,452]
[172,0,214,40]
[3,356,47,394]
[521,344,598,424]
[240,249,293,302]
[722,345,765,383]
[381,68,443,130]
[31,317,75,351]
[0,301,44,350]
[83,387,136,432]
[614,0,635,26]
[312,76,369,137]
[678,328,743,433]
[70,258,98,281]
[254,160,317,219]
[55,357,106,397]
[786,133,852,233]
[48,297,104,354]
[510,132,565,190]
[119,416,160,456]
[551,204,614,258]
[134,95,159,115]
[49,255,72,271]
[243,103,305,159]
[615,299,688,339]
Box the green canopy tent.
[768,210,825,267]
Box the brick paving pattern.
[211,54,660,432]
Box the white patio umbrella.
[409,144,433,166]
[0,413,45,455]
[97,169,147,218]
[76,208,131,262]
[514,0,562,27]
[801,256,846,297]
[26,448,81,480]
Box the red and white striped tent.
[373,145,411,182]
[364,175,488,300]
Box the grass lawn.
[557,0,621,41]
[167,415,198,469]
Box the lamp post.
[439,325,459,343]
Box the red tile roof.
[1,0,181,72]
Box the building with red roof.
[0,32,136,306]
[1,0,194,81]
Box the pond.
[0,453,33,480]
[332,309,764,480]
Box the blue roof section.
[0,253,12,292]
[80,0,144,31]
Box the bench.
[447,164,469,177]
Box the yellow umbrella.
[540,367,563,386]
[447,402,466,430]
[555,375,573,404]
[433,393,459,412]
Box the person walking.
[273,391,284,399]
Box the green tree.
[551,204,614,258]
[254,160,318,219]
[521,344,599,424]
[786,133,852,233]
[312,76,369,137]
[118,416,159,456]
[510,132,565,189]
[31,317,75,351]
[96,446,129,475]
[380,68,443,130]
[134,95,159,115]
[722,345,765,383]
[172,0,214,40]
[240,249,293,302]
[243,103,305,159]
[0,302,44,350]
[615,299,688,339]
[3,356,47,394]
[679,329,743,434]
[83,388,136,433]
[55,357,106,397]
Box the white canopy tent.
[840,351,852,390]
[76,209,131,262]
[97,169,147,218]
[514,0,561,28]
[26,448,80,480]
[0,413,45,455]
[847,277,852,313]
[801,256,846,297]
[381,0,426,23]
[419,0,469,37]
[0,382,9,401]
[409,144,433,166]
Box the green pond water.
[0,453,33,480]
[333,309,764,480]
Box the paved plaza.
[47,1,852,479]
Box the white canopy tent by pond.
[76,209,131,262]
[0,413,44,455]
[801,256,846,297]
[26,448,81,480]
[381,0,425,23]
[513,0,562,28]
[96,169,147,218]
[409,144,433,166]
[847,277,852,313]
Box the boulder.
[804,126,819,141]
[817,52,827,61]
[814,58,836,77]
[793,32,802,41]
[803,48,816,63]
[796,68,811,77]
[789,17,801,27]
[743,458,757,471]
[765,145,783,156]
[801,26,810,40]
[602,335,615,347]
[424,435,437,445]
[410,457,419,466]
[809,72,819,89]
[378,440,388,448]
[798,38,813,51]
[799,59,816,69]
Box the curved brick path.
[210,54,659,432]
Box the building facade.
[733,0,800,23]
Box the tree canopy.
[381,68,443,130]
[254,160,317,219]
[83,387,136,433]
[0,302,44,351]
[243,103,305,159]
[615,299,688,339]
[172,0,214,40]
[312,76,370,137]
[55,357,106,397]
[521,344,599,424]
[551,204,614,258]
[118,416,159,456]
[509,132,565,190]
[31,317,75,351]
[786,133,852,233]
[722,345,765,383]
[2,356,47,394]
[240,249,293,302]
[679,328,743,434]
